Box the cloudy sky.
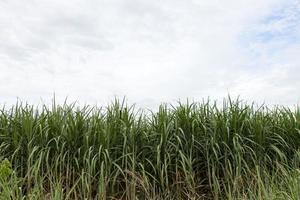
[0,0,300,108]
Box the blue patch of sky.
[238,0,300,55]
[259,12,299,43]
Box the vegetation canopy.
[0,97,300,199]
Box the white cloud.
[0,0,299,108]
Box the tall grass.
[0,98,299,199]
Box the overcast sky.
[0,0,300,108]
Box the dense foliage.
[0,98,300,199]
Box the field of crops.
[0,98,300,199]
